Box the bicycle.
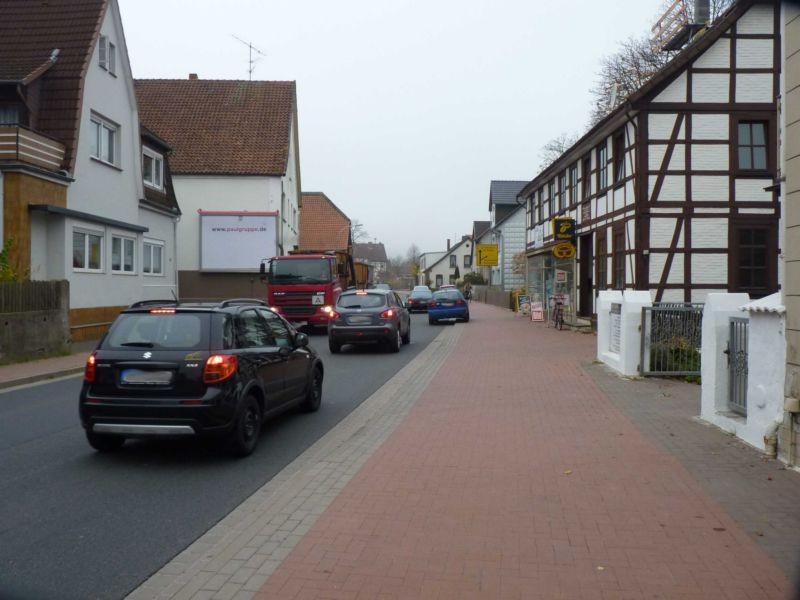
[551,301,564,330]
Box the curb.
[0,367,84,391]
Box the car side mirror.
[294,332,309,348]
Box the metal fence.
[727,317,749,415]
[640,303,704,377]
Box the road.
[0,313,444,600]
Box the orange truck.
[261,251,371,329]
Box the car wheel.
[401,323,411,345]
[86,430,125,452]
[388,328,401,353]
[328,338,341,354]
[301,367,323,413]
[464,313,470,323]
[228,394,262,457]
[428,317,436,325]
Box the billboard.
[199,211,278,271]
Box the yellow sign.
[553,242,576,259]
[476,244,498,266]
[552,217,576,241]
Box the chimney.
[189,73,198,80]
[447,239,451,251]
[694,0,709,25]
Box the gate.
[727,317,749,415]
[640,303,703,376]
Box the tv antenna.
[232,34,266,80]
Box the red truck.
[261,251,371,329]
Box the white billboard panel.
[200,212,278,271]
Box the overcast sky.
[120,0,663,258]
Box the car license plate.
[120,369,173,385]
[347,315,371,325]
[441,302,455,307]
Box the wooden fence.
[472,285,513,310]
[0,280,70,363]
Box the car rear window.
[103,312,209,350]
[433,290,462,301]
[410,290,432,299]
[337,293,386,309]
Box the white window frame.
[90,112,119,166]
[142,147,164,190]
[73,228,104,273]
[143,239,165,276]
[111,234,136,274]
[98,35,108,69]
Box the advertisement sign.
[200,211,278,271]
[531,301,545,322]
[552,217,576,241]
[553,242,576,259]
[532,225,544,249]
[476,244,499,266]
[517,294,531,315]
[555,269,568,283]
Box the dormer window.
[142,147,164,189]
[98,36,116,75]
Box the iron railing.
[727,317,749,415]
[640,303,703,376]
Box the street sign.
[476,244,498,266]
[553,242,576,259]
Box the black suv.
[79,299,323,457]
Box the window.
[732,223,775,297]
[596,143,607,190]
[108,42,116,75]
[582,156,591,199]
[90,114,118,166]
[260,309,291,348]
[111,235,135,273]
[143,241,164,275]
[464,254,472,268]
[435,274,443,287]
[613,131,625,184]
[613,226,625,289]
[569,164,578,205]
[596,229,607,292]
[537,188,544,222]
[73,230,103,271]
[142,148,164,189]
[737,121,768,171]
[558,173,566,212]
[449,255,457,268]
[0,105,21,125]
[548,181,555,216]
[98,35,108,69]
[236,310,273,348]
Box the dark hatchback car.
[405,288,433,313]
[79,299,324,457]
[327,289,410,353]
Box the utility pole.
[231,35,266,81]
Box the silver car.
[327,289,411,353]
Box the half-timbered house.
[522,0,780,320]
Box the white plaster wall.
[692,114,729,140]
[735,73,774,103]
[737,5,774,34]
[499,209,526,291]
[648,144,686,171]
[692,254,728,284]
[650,175,686,202]
[653,72,687,103]
[690,289,717,303]
[692,73,730,103]
[649,253,684,285]
[735,178,773,202]
[692,175,729,201]
[736,38,774,69]
[661,289,685,303]
[650,218,681,248]
[172,175,280,271]
[691,218,728,249]
[691,144,729,171]
[693,38,730,69]
[281,118,300,252]
[649,113,681,139]
[138,206,178,299]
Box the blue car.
[428,289,469,324]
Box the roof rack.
[219,298,269,308]
[129,299,179,309]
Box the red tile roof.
[0,0,107,170]
[134,79,296,176]
[298,192,351,252]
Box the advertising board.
[200,211,278,271]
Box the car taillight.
[203,355,238,384]
[456,299,465,305]
[84,354,96,382]
[329,310,340,320]
[380,309,395,318]
[428,300,437,307]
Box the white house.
[0,0,180,341]
[136,77,302,301]
[424,237,474,289]
[473,204,527,291]
[417,251,446,286]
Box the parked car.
[79,299,324,457]
[428,289,470,324]
[406,287,433,313]
[328,289,410,353]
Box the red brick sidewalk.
[256,302,793,599]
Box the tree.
[350,219,368,244]
[588,0,734,126]
[406,244,421,282]
[539,132,579,170]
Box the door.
[260,309,310,403]
[235,309,286,410]
[579,234,593,317]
